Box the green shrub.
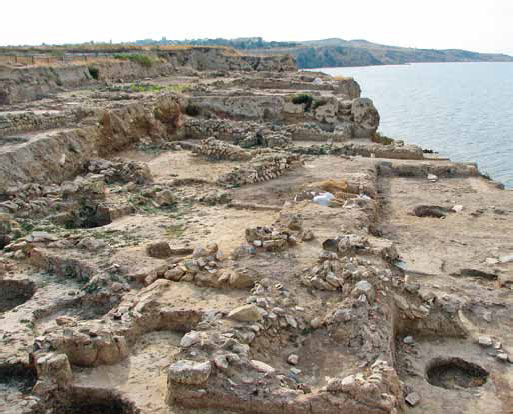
[372,132,394,145]
[50,50,65,57]
[185,103,200,117]
[312,98,328,111]
[114,53,155,67]
[88,66,100,80]
[166,83,191,93]
[129,83,163,93]
[292,93,313,111]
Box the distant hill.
[248,38,513,68]
[127,36,513,68]
[300,38,351,47]
[134,36,300,50]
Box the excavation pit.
[0,279,36,313]
[413,205,451,218]
[0,234,9,250]
[35,297,117,334]
[454,268,498,281]
[62,402,125,414]
[0,362,37,394]
[64,204,112,229]
[426,357,488,390]
[59,389,138,414]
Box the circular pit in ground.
[57,388,138,414]
[426,357,488,389]
[0,362,37,394]
[62,402,125,414]
[0,279,36,313]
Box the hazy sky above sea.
[2,0,512,55]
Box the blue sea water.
[316,62,513,188]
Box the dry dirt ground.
[0,68,512,414]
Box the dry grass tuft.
[333,75,351,81]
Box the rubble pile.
[218,153,303,186]
[144,241,236,288]
[85,158,153,184]
[192,137,252,161]
[0,183,63,217]
[244,212,314,252]
[286,122,354,142]
[301,250,346,291]
[291,141,424,160]
[236,129,292,149]
[184,117,263,140]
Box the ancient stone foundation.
[1,46,512,414]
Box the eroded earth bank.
[0,47,512,414]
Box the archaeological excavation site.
[0,46,512,414]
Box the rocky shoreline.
[0,47,512,414]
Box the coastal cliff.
[0,46,296,105]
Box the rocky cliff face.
[0,47,296,105]
[0,62,175,105]
[0,95,183,190]
[159,47,296,72]
[187,93,378,139]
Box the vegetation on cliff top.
[2,37,512,69]
[114,53,156,67]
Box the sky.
[1,0,512,55]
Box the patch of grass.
[312,98,328,110]
[333,75,350,81]
[130,83,164,93]
[20,319,35,332]
[88,66,100,80]
[114,53,156,67]
[91,228,119,239]
[166,83,191,93]
[108,82,190,94]
[372,132,395,145]
[82,279,101,294]
[16,220,34,236]
[127,193,178,215]
[88,228,144,248]
[49,50,65,57]
[165,224,185,239]
[291,93,314,111]
[135,142,167,155]
[106,83,160,93]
